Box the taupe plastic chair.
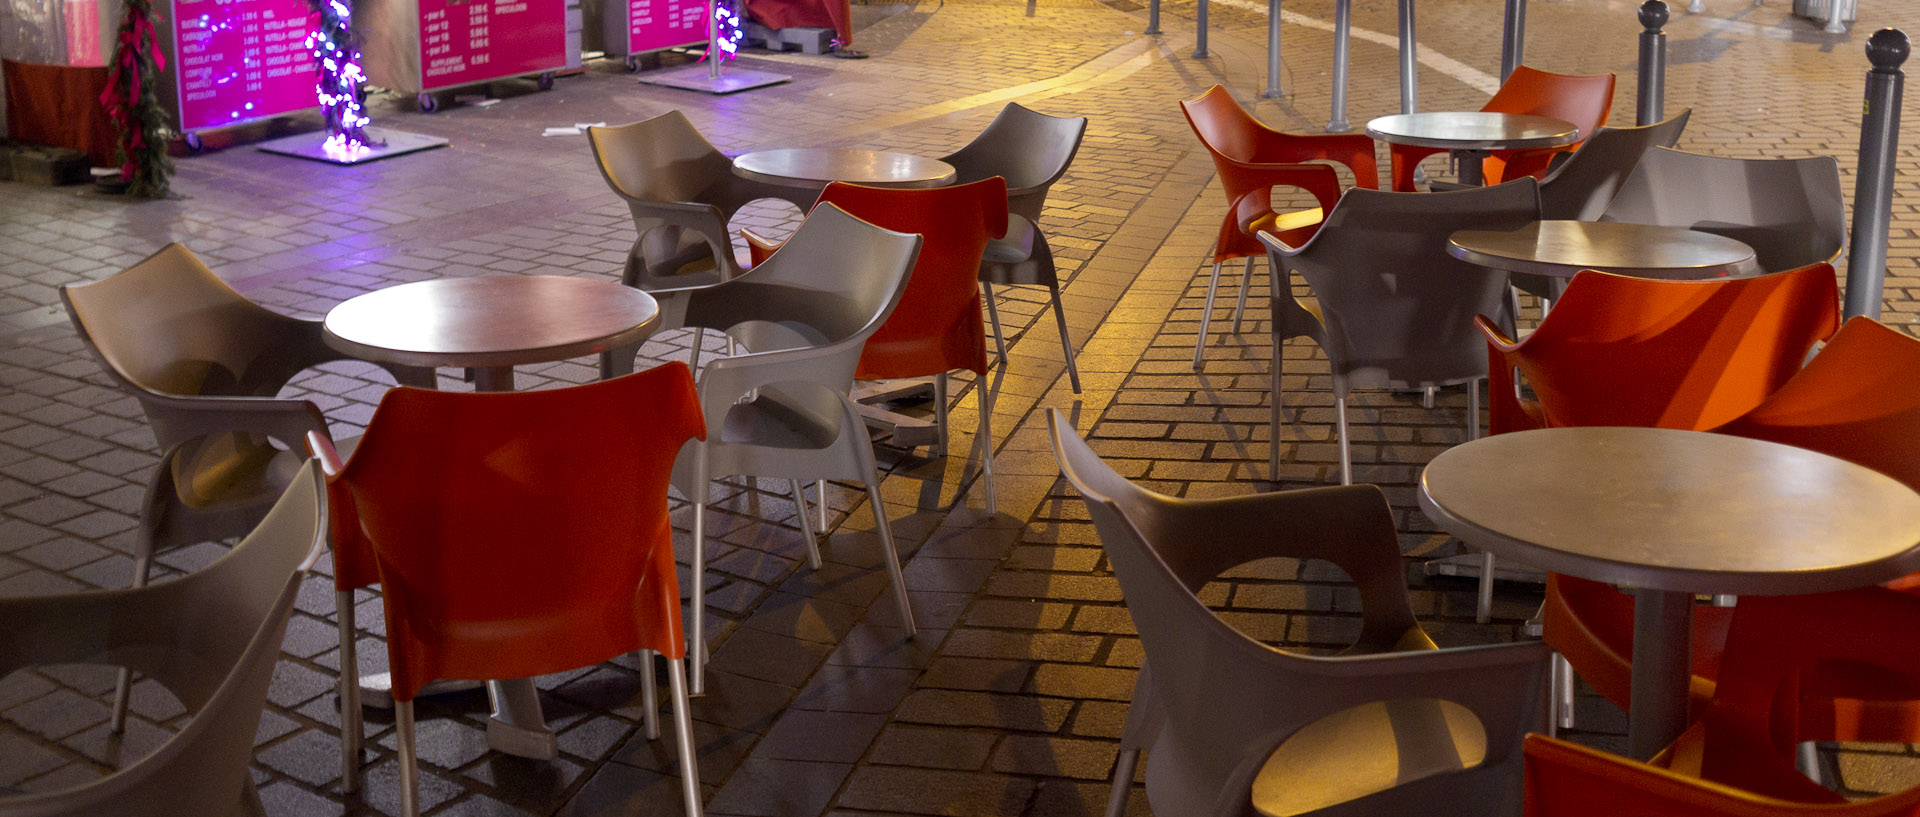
[659,204,925,694]
[1256,178,1541,485]
[59,243,410,751]
[0,461,325,817]
[1599,147,1846,272]
[1047,411,1549,817]
[940,102,1089,393]
[589,112,813,374]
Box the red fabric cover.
[745,0,852,45]
[4,60,119,167]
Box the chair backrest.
[1048,410,1548,817]
[940,103,1088,223]
[1274,178,1541,393]
[329,363,706,701]
[587,111,737,206]
[1484,264,1840,431]
[61,243,306,404]
[0,462,324,817]
[1484,65,1615,141]
[1712,317,1920,491]
[815,178,1008,380]
[1538,109,1690,221]
[1599,147,1846,272]
[1181,84,1380,189]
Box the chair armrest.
[740,228,783,268]
[1218,160,1346,215]
[695,340,863,429]
[619,199,735,288]
[141,395,330,454]
[1426,180,1475,192]
[1256,228,1317,258]
[307,432,345,476]
[1228,189,1325,238]
[1474,313,1522,353]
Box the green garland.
[99,0,174,197]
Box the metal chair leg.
[337,589,363,793]
[1270,329,1285,481]
[1231,256,1254,332]
[639,649,660,740]
[868,483,916,636]
[1193,262,1224,368]
[933,373,950,457]
[789,479,822,569]
[1477,551,1496,623]
[816,480,828,533]
[667,659,705,817]
[1048,282,1081,394]
[689,500,708,696]
[396,700,420,817]
[1105,748,1140,817]
[976,374,998,514]
[983,281,1010,366]
[1335,395,1353,485]
[111,530,158,733]
[1552,651,1578,731]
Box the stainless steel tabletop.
[733,148,957,189]
[1448,220,1763,280]
[1365,112,1580,151]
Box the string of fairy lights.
[306,0,376,160]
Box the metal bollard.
[1844,29,1908,320]
[1637,0,1668,126]
[1398,0,1417,114]
[1195,0,1208,58]
[1327,0,1352,131]
[1264,0,1283,97]
[1147,0,1160,34]
[1500,0,1527,81]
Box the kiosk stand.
[358,0,581,110]
[636,0,786,94]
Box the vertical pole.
[1500,0,1526,81]
[1194,0,1209,58]
[1327,0,1351,131]
[1398,0,1417,114]
[1637,1,1668,126]
[706,0,721,80]
[1264,0,1283,97]
[1688,0,1702,13]
[1844,29,1908,320]
[1147,0,1160,35]
[1825,0,1851,33]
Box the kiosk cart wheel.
[416,93,439,112]
[537,71,555,91]
[625,55,642,72]
[183,133,205,153]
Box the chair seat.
[983,216,1037,266]
[174,435,360,510]
[1251,697,1489,817]
[718,388,840,451]
[1244,207,1324,241]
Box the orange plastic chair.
[1524,588,1920,817]
[1480,263,1841,436]
[819,177,1009,512]
[316,363,707,817]
[1181,84,1378,367]
[1390,66,1615,192]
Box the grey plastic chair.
[1599,146,1846,272]
[1537,109,1690,221]
[657,203,925,695]
[1047,410,1549,817]
[0,461,325,817]
[59,242,412,753]
[940,102,1089,393]
[1256,178,1541,485]
[589,112,814,375]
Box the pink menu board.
[420,0,565,90]
[172,0,317,132]
[626,0,706,53]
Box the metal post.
[1500,0,1527,81]
[1264,0,1283,97]
[1844,29,1908,320]
[706,0,720,80]
[1327,0,1351,131]
[1637,1,1668,126]
[1688,0,1702,14]
[1194,0,1208,58]
[1398,0,1417,114]
[1147,0,1160,35]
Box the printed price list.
[173,0,316,132]
[418,0,564,88]
[626,0,705,53]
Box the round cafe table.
[1448,220,1763,282]
[1419,426,1920,760]
[733,148,957,192]
[1365,112,1577,186]
[323,274,660,759]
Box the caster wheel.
[183,133,204,153]
[537,71,555,91]
[416,93,439,112]
[624,55,641,73]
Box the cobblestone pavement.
[5,0,1920,812]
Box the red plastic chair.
[317,363,707,817]
[1524,588,1920,817]
[1480,264,1841,436]
[819,177,1010,512]
[1390,66,1615,192]
[1181,84,1378,367]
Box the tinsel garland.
[98,0,173,198]
[307,0,378,159]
